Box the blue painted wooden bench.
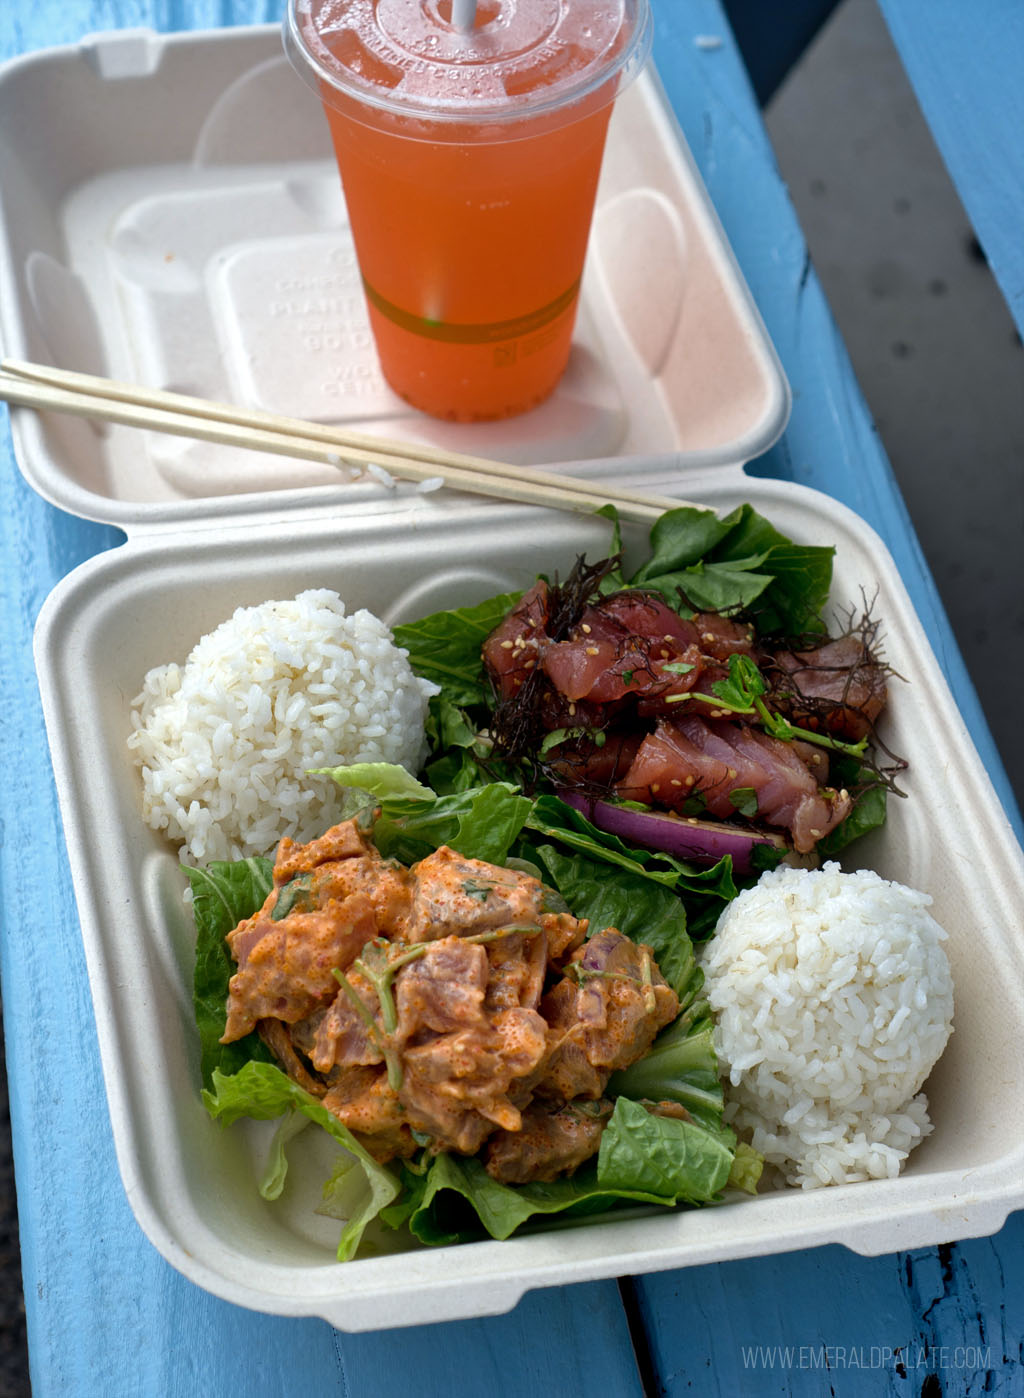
[1,1,1020,1392]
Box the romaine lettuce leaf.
[261,1109,313,1200]
[728,1141,765,1195]
[608,1002,723,1130]
[400,1153,644,1246]
[524,794,737,895]
[316,762,435,802]
[596,1097,735,1202]
[186,857,276,1087]
[394,1150,698,1248]
[392,1096,743,1247]
[203,1061,401,1261]
[522,840,698,998]
[523,793,738,941]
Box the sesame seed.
[581,623,592,634]
[651,783,661,793]
[500,639,514,650]
[727,767,737,779]
[585,646,599,656]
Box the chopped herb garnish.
[728,787,758,817]
[668,654,869,759]
[270,872,314,921]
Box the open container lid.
[0,22,790,534]
[14,21,1023,1334]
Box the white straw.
[451,0,477,31]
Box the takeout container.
[4,24,1024,1331]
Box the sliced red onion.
[556,789,788,875]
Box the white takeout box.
[3,24,1023,1331]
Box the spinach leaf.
[631,506,738,577]
[740,545,835,636]
[816,775,889,856]
[628,503,834,635]
[368,781,534,867]
[422,694,504,794]
[271,873,315,921]
[636,557,777,615]
[392,590,521,706]
[525,842,698,999]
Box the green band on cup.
[361,276,581,344]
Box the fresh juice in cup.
[285,0,652,422]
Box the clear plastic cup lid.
[285,0,653,129]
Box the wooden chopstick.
[0,359,691,524]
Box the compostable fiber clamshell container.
[2,23,1023,1331]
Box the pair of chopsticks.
[0,359,689,524]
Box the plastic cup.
[285,0,652,423]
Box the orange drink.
[285,0,652,422]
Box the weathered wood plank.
[876,0,1024,340]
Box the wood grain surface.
[876,0,1024,342]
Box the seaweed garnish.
[486,553,621,784]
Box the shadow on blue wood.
[631,1216,1024,1394]
[722,0,840,104]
